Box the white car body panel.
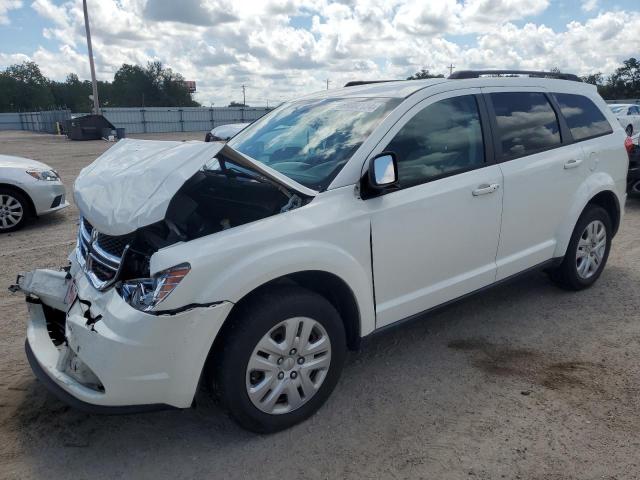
[0,154,69,216]
[209,123,250,140]
[18,76,629,411]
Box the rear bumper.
[20,265,233,410]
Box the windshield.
[610,105,626,114]
[226,97,400,190]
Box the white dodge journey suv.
[14,70,628,432]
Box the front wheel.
[0,188,29,233]
[550,205,612,290]
[209,286,347,433]
[626,124,633,137]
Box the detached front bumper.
[17,266,233,411]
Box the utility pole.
[241,85,246,106]
[82,0,100,114]
[448,63,456,76]
[326,79,331,90]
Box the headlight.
[118,263,191,312]
[26,169,60,181]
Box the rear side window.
[385,95,485,188]
[553,93,613,141]
[630,106,640,115]
[490,92,561,160]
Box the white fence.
[0,110,71,133]
[100,107,271,134]
[0,107,272,134]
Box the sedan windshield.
[227,97,400,190]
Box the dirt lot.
[1,130,639,479]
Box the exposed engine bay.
[73,140,313,288]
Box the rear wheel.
[550,205,612,290]
[210,286,347,433]
[0,188,29,233]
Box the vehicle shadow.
[6,254,640,478]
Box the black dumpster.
[65,115,116,141]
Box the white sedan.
[204,123,250,142]
[0,155,69,232]
[609,104,640,136]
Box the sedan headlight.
[118,263,191,312]
[26,169,60,181]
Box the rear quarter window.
[553,93,613,141]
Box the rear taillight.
[625,136,633,154]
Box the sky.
[0,0,638,106]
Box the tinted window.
[385,95,485,188]
[630,106,640,115]
[553,93,613,141]
[490,92,561,159]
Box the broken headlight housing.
[118,263,191,312]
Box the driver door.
[365,90,504,328]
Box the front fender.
[149,190,376,336]
[553,172,622,258]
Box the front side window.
[227,97,400,190]
[490,92,561,159]
[553,93,613,141]
[384,95,485,189]
[629,106,640,115]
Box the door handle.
[564,159,583,169]
[472,183,500,196]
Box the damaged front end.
[13,138,311,411]
[73,138,315,308]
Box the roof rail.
[448,70,582,82]
[343,80,401,87]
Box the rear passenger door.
[483,88,588,280]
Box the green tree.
[407,68,445,80]
[0,61,55,111]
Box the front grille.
[76,218,132,290]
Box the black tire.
[549,205,612,290]
[626,124,633,137]
[209,286,347,433]
[0,188,30,233]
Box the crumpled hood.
[74,139,316,236]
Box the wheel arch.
[0,183,35,217]
[554,178,622,258]
[220,270,363,351]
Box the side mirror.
[369,152,398,189]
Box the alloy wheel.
[246,317,332,415]
[0,194,24,230]
[576,219,606,280]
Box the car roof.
[299,76,597,101]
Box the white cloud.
[3,0,637,106]
[582,0,598,12]
[0,0,22,24]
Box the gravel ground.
[1,130,639,480]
